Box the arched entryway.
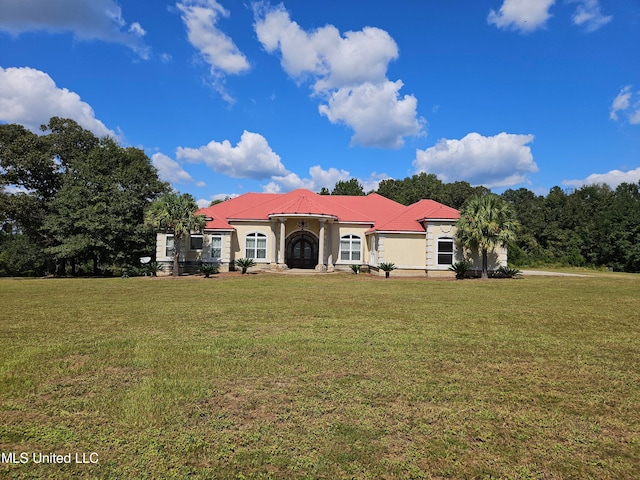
[286,232,318,269]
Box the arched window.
[340,234,362,262]
[437,237,454,265]
[245,232,267,260]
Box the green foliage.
[145,192,206,277]
[0,232,47,276]
[331,178,365,196]
[141,261,163,277]
[379,262,396,278]
[502,182,640,272]
[235,257,256,274]
[376,173,488,209]
[0,118,168,276]
[497,266,523,278]
[379,262,396,271]
[456,194,519,279]
[199,263,219,278]
[448,260,472,279]
[350,264,361,274]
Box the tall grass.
[1,273,639,478]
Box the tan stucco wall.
[377,233,426,270]
[464,245,508,271]
[425,222,460,271]
[330,224,371,269]
[231,222,275,265]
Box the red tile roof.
[197,189,459,232]
[372,200,460,232]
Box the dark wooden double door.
[286,233,318,269]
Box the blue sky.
[1,0,639,207]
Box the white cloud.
[177,0,249,102]
[128,22,146,38]
[263,165,389,194]
[488,0,612,34]
[570,0,612,32]
[563,167,640,188]
[254,4,424,148]
[488,0,555,33]
[0,0,149,58]
[151,152,205,187]
[610,85,640,124]
[254,6,396,91]
[0,66,115,138]
[413,132,538,188]
[196,198,211,209]
[319,81,424,148]
[263,165,351,193]
[176,130,287,180]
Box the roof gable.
[372,199,460,233]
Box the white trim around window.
[339,234,362,263]
[210,235,222,259]
[245,232,267,260]
[437,237,455,265]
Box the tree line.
[2,118,638,275]
[0,118,168,276]
[329,173,640,272]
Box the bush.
[350,264,361,274]
[449,260,472,280]
[497,266,523,279]
[199,263,219,278]
[141,261,163,277]
[379,262,396,278]
[235,258,256,274]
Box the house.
[155,188,507,276]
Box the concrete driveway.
[520,270,590,277]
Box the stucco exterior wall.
[376,233,426,272]
[231,222,274,268]
[425,222,460,272]
[463,245,508,273]
[330,224,371,270]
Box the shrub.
[449,260,472,280]
[235,258,256,274]
[199,263,219,278]
[497,266,523,279]
[141,261,163,277]
[379,262,396,278]
[350,264,361,274]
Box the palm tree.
[235,258,256,274]
[379,262,396,278]
[145,192,206,277]
[455,194,519,279]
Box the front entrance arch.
[286,232,318,269]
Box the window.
[165,235,174,257]
[437,238,454,265]
[190,235,203,250]
[245,232,267,260]
[340,235,361,262]
[211,235,222,259]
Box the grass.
[1,272,639,479]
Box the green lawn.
[1,273,639,479]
